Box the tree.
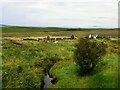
[74,38,107,76]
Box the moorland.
[1,26,119,88]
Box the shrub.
[74,38,107,76]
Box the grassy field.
[50,53,119,88]
[2,26,118,37]
[1,26,119,88]
[2,39,76,88]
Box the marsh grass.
[50,54,118,88]
[2,39,75,88]
[2,37,119,88]
[49,39,119,88]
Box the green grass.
[2,26,118,37]
[2,26,118,33]
[49,38,119,88]
[2,31,119,88]
[50,54,118,88]
[2,41,45,88]
[2,39,75,88]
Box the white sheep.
[89,34,92,38]
[54,41,58,44]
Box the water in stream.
[43,73,53,88]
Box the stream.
[42,73,53,89]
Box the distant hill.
[2,26,118,37]
[0,24,11,26]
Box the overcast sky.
[0,0,119,28]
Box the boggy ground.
[2,39,76,88]
[49,38,119,88]
[2,37,119,88]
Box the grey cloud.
[1,0,118,28]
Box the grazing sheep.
[89,34,98,39]
[89,34,92,39]
[54,41,58,44]
[94,34,98,39]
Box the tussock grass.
[2,37,119,88]
[2,39,74,88]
